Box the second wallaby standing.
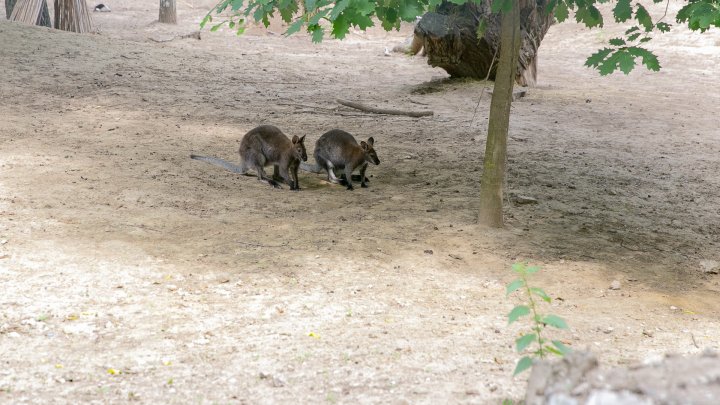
[191,125,307,190]
[300,129,380,190]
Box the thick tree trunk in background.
[159,0,176,24]
[8,0,51,27]
[54,0,93,32]
[413,0,552,86]
[6,0,17,18]
[478,0,521,227]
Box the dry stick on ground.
[336,99,433,117]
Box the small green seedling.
[507,263,571,376]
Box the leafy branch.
[506,263,570,376]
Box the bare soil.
[1,1,719,403]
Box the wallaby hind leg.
[350,174,369,183]
[253,164,281,188]
[324,161,342,184]
[359,162,369,188]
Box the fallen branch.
[336,99,433,117]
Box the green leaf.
[545,0,557,14]
[506,279,525,296]
[627,32,640,41]
[285,18,305,36]
[210,22,224,32]
[399,0,422,21]
[513,356,533,375]
[331,14,351,39]
[525,266,540,274]
[656,22,671,32]
[554,0,569,22]
[575,4,603,28]
[309,24,325,43]
[308,9,330,25]
[329,0,349,20]
[625,25,640,34]
[635,4,654,31]
[639,37,652,43]
[516,333,537,352]
[627,46,661,71]
[529,287,551,303]
[542,314,569,329]
[612,0,632,22]
[508,305,531,324]
[229,20,236,29]
[200,14,212,29]
[511,262,526,274]
[609,37,626,46]
[585,47,613,68]
[305,0,317,12]
[552,340,572,355]
[545,345,563,355]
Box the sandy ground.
[1,1,719,403]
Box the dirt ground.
[1,1,719,403]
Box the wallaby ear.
[299,135,306,143]
[292,135,299,144]
[360,141,369,150]
[367,137,375,146]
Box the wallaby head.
[360,137,380,165]
[291,135,308,162]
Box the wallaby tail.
[190,154,246,174]
[299,162,323,174]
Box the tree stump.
[413,1,554,86]
[54,0,94,32]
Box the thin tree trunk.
[158,0,176,24]
[54,0,93,32]
[478,0,521,227]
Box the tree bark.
[54,0,93,32]
[413,0,552,86]
[159,0,177,24]
[478,0,521,227]
[8,0,51,27]
[5,0,17,18]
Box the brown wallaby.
[300,129,380,190]
[191,125,307,190]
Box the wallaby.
[300,129,380,190]
[191,125,307,190]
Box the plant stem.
[522,273,545,359]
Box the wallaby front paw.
[361,183,368,188]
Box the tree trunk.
[478,0,521,227]
[158,0,176,24]
[5,0,17,18]
[413,0,552,86]
[8,0,51,27]
[54,0,93,32]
